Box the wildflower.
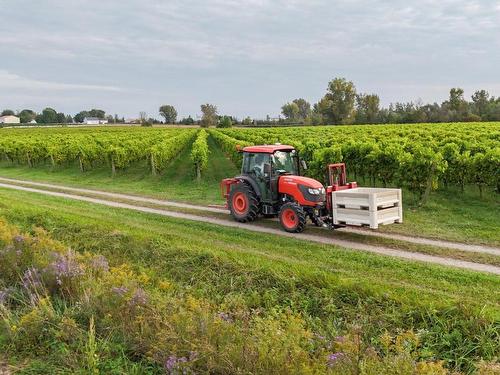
[90,255,109,273]
[111,285,128,297]
[129,287,148,307]
[164,355,188,374]
[50,251,84,283]
[13,235,25,244]
[327,352,345,367]
[217,312,233,323]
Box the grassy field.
[0,135,498,246]
[0,187,499,373]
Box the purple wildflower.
[128,287,148,307]
[164,355,188,374]
[49,251,84,286]
[334,335,345,343]
[90,255,109,273]
[111,285,128,297]
[217,312,232,323]
[13,235,25,246]
[0,288,13,305]
[327,352,345,367]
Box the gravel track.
[0,180,499,275]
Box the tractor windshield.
[273,150,298,175]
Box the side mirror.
[264,163,271,175]
[301,160,308,170]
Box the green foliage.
[1,218,496,373]
[150,130,196,174]
[159,104,178,124]
[200,103,218,128]
[190,129,209,179]
[1,109,15,116]
[217,116,232,128]
[316,77,357,124]
[18,109,36,123]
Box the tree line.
[279,78,500,125]
[3,78,499,127]
[0,108,125,124]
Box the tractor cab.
[240,145,299,203]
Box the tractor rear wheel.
[228,183,259,222]
[279,202,306,233]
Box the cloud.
[0,70,123,92]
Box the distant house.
[0,115,20,124]
[29,119,37,124]
[125,118,140,124]
[83,117,108,125]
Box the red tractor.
[221,144,357,233]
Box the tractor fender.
[235,175,262,198]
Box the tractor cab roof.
[242,145,295,154]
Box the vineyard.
[1,123,498,204]
[0,127,197,176]
[212,122,500,203]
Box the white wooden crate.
[332,188,403,229]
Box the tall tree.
[200,104,218,127]
[449,88,466,112]
[159,105,178,124]
[56,112,67,123]
[281,102,300,120]
[356,94,380,123]
[18,109,36,123]
[1,109,15,116]
[471,90,490,117]
[317,78,357,124]
[88,109,106,119]
[292,98,311,119]
[36,108,58,123]
[74,111,89,123]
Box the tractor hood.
[278,176,326,206]
[280,176,324,188]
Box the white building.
[0,115,20,124]
[83,117,108,125]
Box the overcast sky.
[1,0,499,119]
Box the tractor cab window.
[242,153,271,178]
[272,150,298,175]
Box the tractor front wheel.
[228,183,259,222]
[279,202,306,233]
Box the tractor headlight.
[308,188,321,195]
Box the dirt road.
[0,179,499,275]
